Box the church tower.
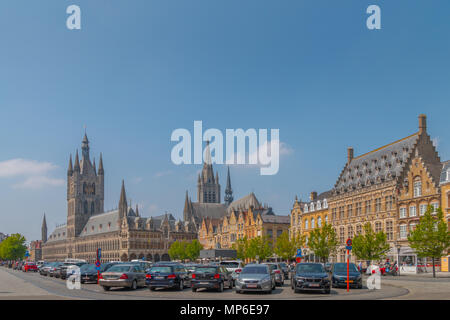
[224,166,233,206]
[67,134,105,238]
[41,213,47,243]
[197,141,221,203]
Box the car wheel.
[150,287,156,291]
[235,289,241,294]
[102,286,110,291]
[218,282,224,292]
[192,287,197,292]
[131,280,137,290]
[229,280,233,289]
[178,280,184,291]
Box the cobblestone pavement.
[0,267,415,300]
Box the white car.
[220,260,244,273]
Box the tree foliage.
[408,206,450,277]
[0,234,27,260]
[274,231,305,261]
[352,223,390,264]
[168,240,204,262]
[308,223,339,262]
[247,236,273,262]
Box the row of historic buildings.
[290,114,450,264]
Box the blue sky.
[1,1,449,242]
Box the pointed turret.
[41,213,47,243]
[67,154,73,176]
[135,204,139,217]
[98,153,104,175]
[183,191,191,221]
[224,166,233,206]
[74,150,80,172]
[93,158,97,175]
[118,180,127,220]
[81,133,90,161]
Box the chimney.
[418,114,427,134]
[310,191,317,201]
[347,147,354,164]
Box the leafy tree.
[274,231,305,261]
[232,236,249,261]
[247,236,273,262]
[352,223,390,266]
[408,206,450,278]
[308,223,339,263]
[0,234,27,260]
[186,239,203,261]
[168,240,187,261]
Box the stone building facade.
[199,194,290,250]
[289,114,448,264]
[42,135,197,263]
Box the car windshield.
[106,265,132,273]
[241,266,268,274]
[296,264,325,274]
[80,264,96,272]
[334,263,359,273]
[279,263,287,268]
[265,264,277,271]
[149,266,172,273]
[220,262,239,268]
[194,267,217,273]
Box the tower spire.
[74,150,80,172]
[119,180,127,219]
[98,152,104,175]
[67,154,73,176]
[225,166,233,206]
[41,213,47,243]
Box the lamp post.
[397,245,401,277]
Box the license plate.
[309,283,320,287]
[247,284,257,288]
[348,280,353,283]
[200,282,209,285]
[155,276,164,280]
[84,277,90,280]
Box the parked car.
[22,262,38,272]
[49,262,66,277]
[235,264,275,294]
[184,263,203,273]
[219,260,244,273]
[291,263,330,294]
[59,261,88,280]
[332,263,363,289]
[279,262,290,279]
[324,262,333,273]
[191,265,233,292]
[80,262,118,283]
[39,262,55,276]
[146,264,191,291]
[99,263,146,291]
[263,263,285,286]
[130,260,153,272]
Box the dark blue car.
[331,263,363,289]
[146,264,191,291]
[291,263,330,294]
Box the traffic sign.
[96,266,101,271]
[346,238,352,251]
[25,251,30,257]
[296,257,302,263]
[296,248,302,257]
[95,261,101,268]
[97,248,102,260]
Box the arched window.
[91,202,95,214]
[304,204,309,213]
[317,201,321,210]
[318,216,322,228]
[310,203,315,211]
[311,218,315,229]
[323,199,328,208]
[305,219,309,230]
[413,178,422,198]
[83,201,88,214]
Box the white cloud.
[155,170,173,178]
[226,140,293,167]
[0,158,63,190]
[13,176,65,189]
[0,159,57,178]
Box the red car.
[23,262,38,272]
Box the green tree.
[352,223,390,266]
[308,223,339,263]
[232,236,249,261]
[186,239,203,261]
[168,240,187,261]
[247,236,273,262]
[0,234,27,260]
[274,231,305,261]
[408,206,450,278]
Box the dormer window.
[317,201,322,210]
[323,199,328,208]
[310,203,315,211]
[447,169,450,181]
[304,204,309,213]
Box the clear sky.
[1,1,449,242]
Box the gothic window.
[311,218,315,229]
[414,179,422,198]
[339,227,345,244]
[419,204,427,216]
[347,204,353,217]
[375,221,382,233]
[91,202,95,214]
[356,224,362,235]
[83,201,88,214]
[348,225,353,238]
[399,224,407,239]
[304,219,309,230]
[318,216,322,228]
[399,207,407,218]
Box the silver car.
[99,264,146,291]
[263,263,285,286]
[235,264,275,294]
